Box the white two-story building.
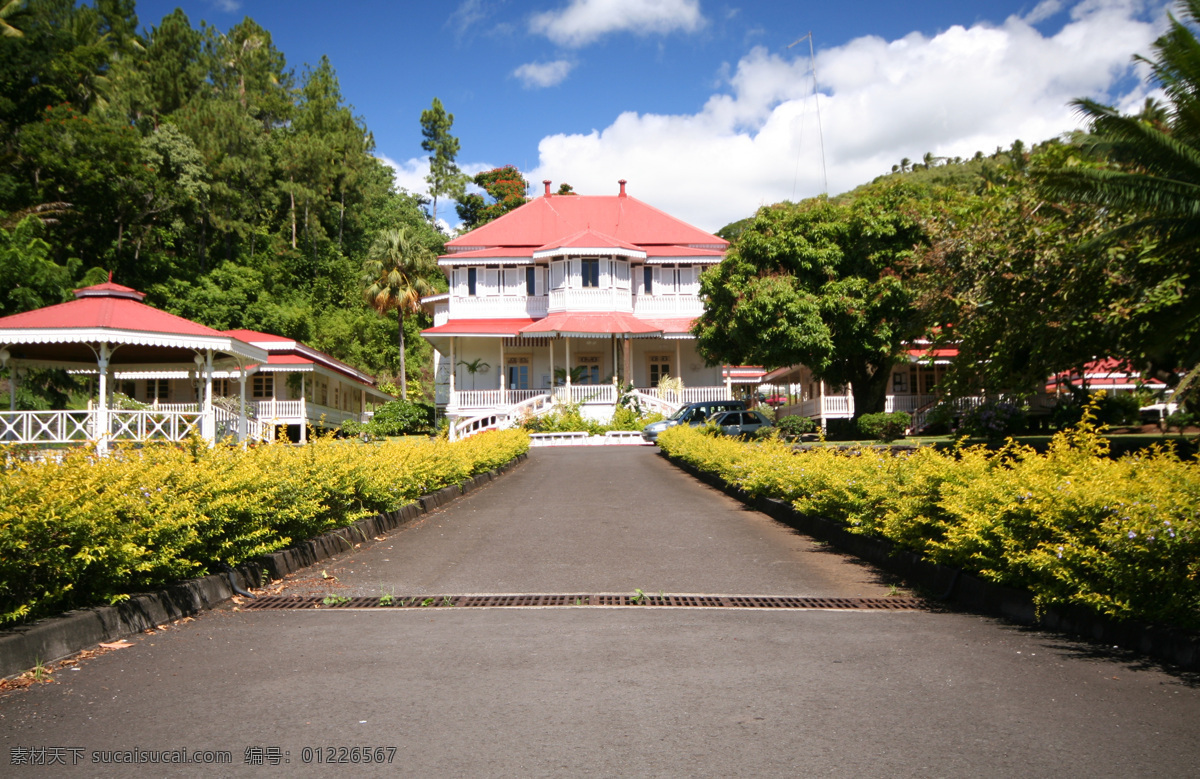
[422,180,749,436]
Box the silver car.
[707,409,773,438]
[641,400,746,443]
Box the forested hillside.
[0,0,445,396]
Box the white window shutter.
[481,269,500,296]
[569,259,581,288]
[551,261,565,290]
[535,268,546,296]
[452,268,465,296]
[504,268,521,294]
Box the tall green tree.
[694,182,935,417]
[362,226,437,399]
[419,97,466,225]
[1035,0,1200,397]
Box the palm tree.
[1035,0,1200,396]
[457,358,489,390]
[0,0,26,38]
[362,227,437,400]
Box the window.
[467,267,477,296]
[892,371,908,393]
[252,373,273,399]
[648,354,672,386]
[506,355,530,390]
[577,355,601,384]
[581,258,600,288]
[643,266,653,294]
[121,381,136,399]
[526,267,537,295]
[146,378,169,401]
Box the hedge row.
[0,430,529,624]
[658,419,1200,629]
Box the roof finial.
[107,270,113,283]
[618,179,627,197]
[544,179,552,196]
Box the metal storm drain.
[242,594,926,611]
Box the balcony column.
[548,338,554,396]
[499,337,506,407]
[565,338,572,398]
[236,367,248,445]
[623,336,633,389]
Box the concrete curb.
[0,453,528,679]
[663,452,1200,671]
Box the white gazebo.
[0,281,268,452]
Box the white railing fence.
[552,384,617,405]
[631,390,679,416]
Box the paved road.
[2,447,1199,777]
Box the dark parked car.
[641,400,747,443]
[707,409,773,438]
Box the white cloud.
[378,155,497,227]
[211,0,241,12]
[524,0,1167,232]
[530,0,706,47]
[514,59,575,88]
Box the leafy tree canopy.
[694,181,943,417]
[454,164,530,230]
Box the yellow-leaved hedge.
[658,421,1200,629]
[0,429,529,624]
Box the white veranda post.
[238,367,248,444]
[96,343,111,455]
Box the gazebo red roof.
[0,283,267,367]
[0,282,228,338]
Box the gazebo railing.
[0,410,93,444]
[0,409,208,445]
[109,410,203,442]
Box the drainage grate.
[242,594,926,611]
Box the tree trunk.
[398,308,407,400]
[338,189,345,251]
[290,177,296,249]
[849,363,892,419]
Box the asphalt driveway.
[2,446,1198,777]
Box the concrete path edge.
[0,453,528,679]
[662,451,1200,671]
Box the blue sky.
[133,0,1172,231]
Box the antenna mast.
[787,32,828,196]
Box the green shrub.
[656,411,1200,630]
[857,411,911,442]
[776,415,818,437]
[1052,390,1140,429]
[962,400,1027,440]
[0,429,528,624]
[366,399,434,436]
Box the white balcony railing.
[632,295,705,317]
[450,295,549,319]
[548,288,632,313]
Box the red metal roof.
[520,312,661,337]
[223,329,295,344]
[636,317,697,334]
[422,318,538,337]
[443,189,727,257]
[533,228,645,256]
[0,283,230,338]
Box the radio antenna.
[787,32,828,196]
